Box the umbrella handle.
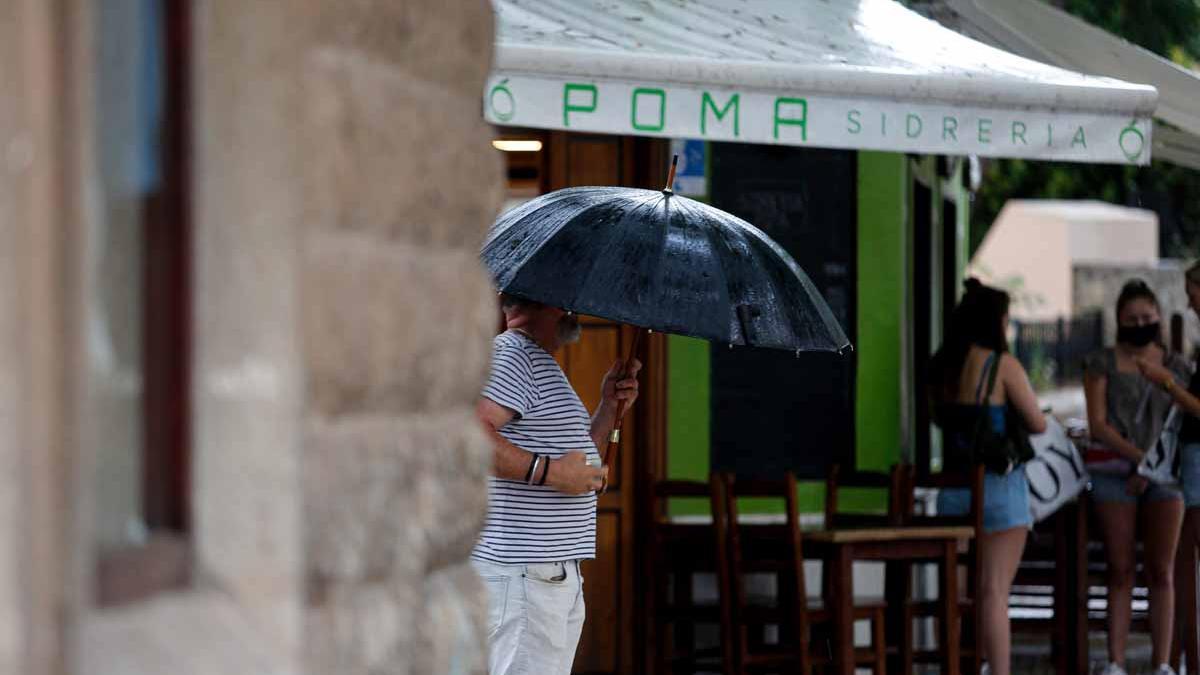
[662,154,678,193]
[599,329,643,494]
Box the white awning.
[944,0,1200,170]
[487,0,1158,165]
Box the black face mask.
[1117,322,1160,347]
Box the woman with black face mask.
[1084,279,1191,675]
[1134,262,1200,675]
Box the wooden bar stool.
[824,464,908,530]
[825,464,910,673]
[644,479,724,674]
[710,471,887,675]
[901,465,986,675]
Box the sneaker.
[1153,665,1178,675]
[1096,663,1128,675]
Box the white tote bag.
[1138,406,1183,486]
[1025,417,1089,523]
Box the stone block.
[311,0,495,101]
[302,411,489,674]
[304,579,418,675]
[304,47,504,249]
[301,231,496,418]
[302,409,489,581]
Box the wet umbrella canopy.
[481,185,851,354]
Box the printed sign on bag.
[1025,417,1089,523]
[1138,406,1182,486]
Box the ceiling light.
[492,139,543,152]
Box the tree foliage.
[1062,0,1200,67]
[972,0,1200,259]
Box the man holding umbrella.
[472,293,640,675]
[474,168,848,674]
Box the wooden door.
[542,132,668,674]
[556,320,639,675]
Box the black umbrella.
[481,159,851,475]
[483,190,848,352]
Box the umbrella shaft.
[601,329,643,469]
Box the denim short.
[1089,471,1182,504]
[1181,442,1200,508]
[937,469,1033,533]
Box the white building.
[970,200,1159,320]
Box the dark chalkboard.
[709,144,857,479]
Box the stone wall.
[193,1,501,673]
[191,1,306,662]
[3,1,501,672]
[0,2,33,670]
[1073,260,1200,351]
[0,1,78,674]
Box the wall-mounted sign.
[486,74,1152,165]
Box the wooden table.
[806,525,976,675]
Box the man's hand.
[547,451,607,495]
[600,358,642,415]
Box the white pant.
[472,559,586,675]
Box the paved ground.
[82,597,1161,675]
[1012,632,1156,675]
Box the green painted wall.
[666,335,710,517]
[667,334,709,483]
[664,150,908,516]
[856,151,907,473]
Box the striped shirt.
[472,330,599,564]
